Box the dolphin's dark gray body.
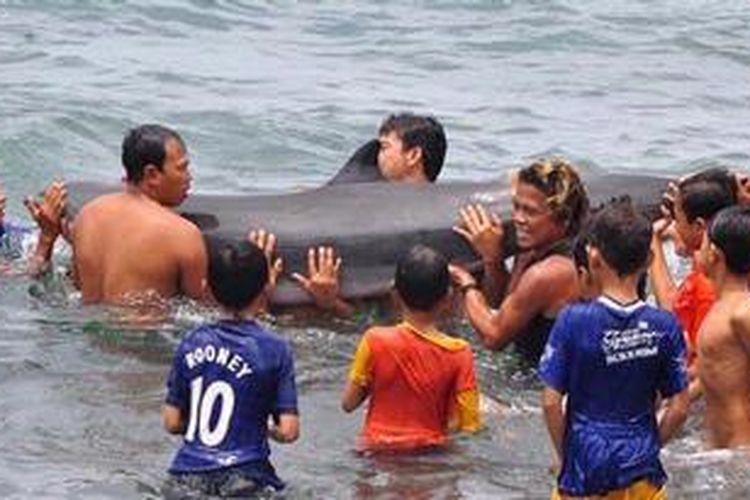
[65,142,670,305]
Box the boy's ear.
[695,217,708,232]
[587,245,601,269]
[708,241,724,266]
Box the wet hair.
[708,206,750,275]
[121,124,185,184]
[395,244,450,312]
[587,199,652,277]
[517,158,589,237]
[207,237,269,311]
[677,167,737,223]
[379,113,447,182]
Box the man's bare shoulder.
[78,192,198,234]
[76,192,126,219]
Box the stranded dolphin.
[64,142,669,305]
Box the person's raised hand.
[24,181,67,239]
[453,204,503,263]
[292,246,343,310]
[249,229,283,289]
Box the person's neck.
[598,272,640,305]
[399,167,429,184]
[402,309,438,333]
[714,270,748,299]
[125,182,160,204]
[223,298,264,321]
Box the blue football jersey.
[539,296,688,496]
[166,319,298,473]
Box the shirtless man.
[72,124,207,304]
[696,206,750,448]
[293,113,447,315]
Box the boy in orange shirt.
[650,168,736,369]
[341,245,481,451]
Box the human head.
[700,206,750,277]
[377,113,447,183]
[512,158,589,249]
[207,237,269,312]
[673,167,737,252]
[587,199,652,279]
[121,124,191,206]
[394,244,450,312]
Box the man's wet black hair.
[395,244,450,311]
[588,199,652,277]
[708,206,750,275]
[207,237,269,311]
[121,124,185,184]
[677,167,737,223]
[379,113,447,182]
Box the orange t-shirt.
[673,268,715,363]
[348,322,480,451]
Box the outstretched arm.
[649,218,679,310]
[450,258,576,351]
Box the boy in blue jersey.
[162,230,299,497]
[539,200,690,499]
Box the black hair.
[588,199,652,277]
[708,206,750,275]
[207,237,269,311]
[677,167,737,223]
[379,113,447,182]
[395,244,450,312]
[121,124,185,184]
[517,158,589,237]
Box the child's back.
[342,245,480,451]
[541,297,686,494]
[162,234,298,496]
[541,200,689,498]
[350,322,477,450]
[167,319,296,479]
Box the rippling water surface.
[1,1,750,498]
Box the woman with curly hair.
[451,158,589,364]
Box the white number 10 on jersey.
[185,376,236,446]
